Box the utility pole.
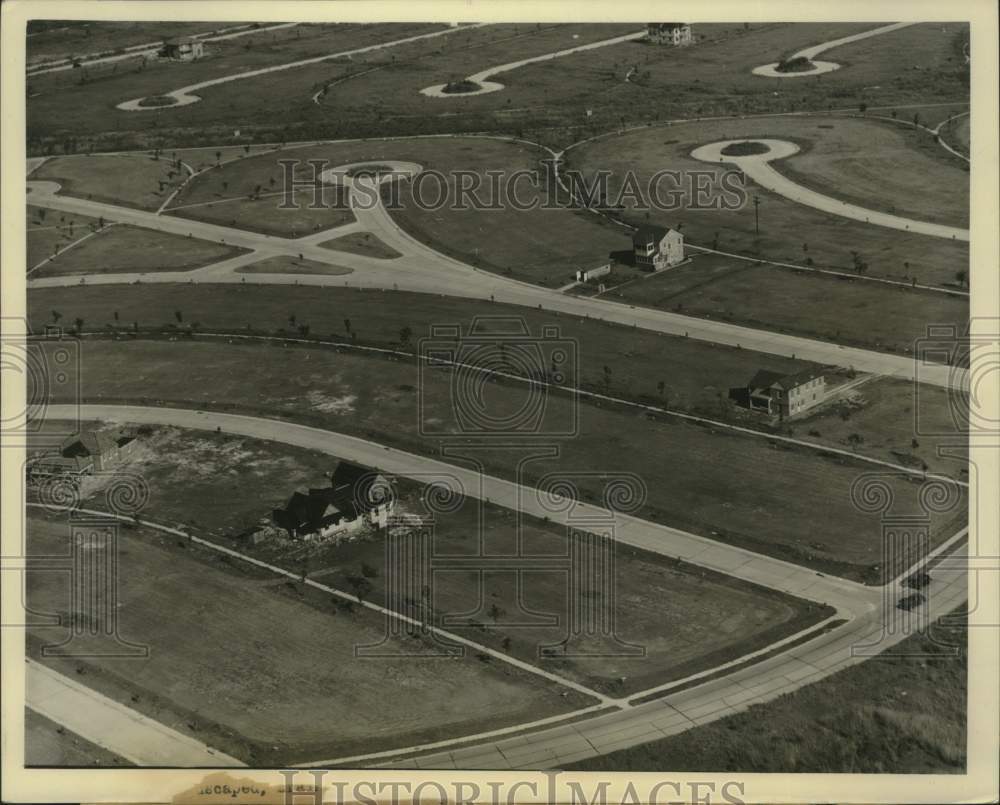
[753,194,760,236]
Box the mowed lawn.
[42,339,967,581]
[31,154,189,211]
[170,136,627,286]
[26,513,588,764]
[34,423,827,698]
[568,115,969,287]
[571,609,967,773]
[236,255,354,276]
[28,225,247,278]
[27,284,819,414]
[321,231,401,259]
[607,254,968,356]
[26,23,444,135]
[26,206,102,269]
[25,710,132,767]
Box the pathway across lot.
[26,659,245,766]
[25,177,966,393]
[420,29,647,97]
[691,139,969,242]
[116,24,490,110]
[752,22,916,77]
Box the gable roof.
[748,368,825,392]
[632,225,682,247]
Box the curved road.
[752,23,916,77]
[421,29,646,97]
[31,404,966,770]
[117,24,490,110]
[25,178,966,393]
[691,139,969,241]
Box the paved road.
[421,30,647,97]
[25,179,965,393]
[36,404,967,770]
[752,23,916,77]
[383,545,967,769]
[691,139,969,242]
[117,24,490,110]
[49,403,874,612]
[26,659,244,767]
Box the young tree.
[174,310,183,323]
[344,318,352,334]
[51,310,62,323]
[847,433,863,451]
[399,326,413,347]
[74,317,84,333]
[955,270,967,288]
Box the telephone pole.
[753,194,760,235]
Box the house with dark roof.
[59,428,136,472]
[272,461,394,540]
[738,368,827,418]
[647,23,692,46]
[160,36,204,61]
[632,226,684,270]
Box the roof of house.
[274,462,391,534]
[648,23,689,31]
[60,428,123,459]
[632,225,681,246]
[748,368,825,392]
[163,36,198,46]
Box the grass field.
[26,24,444,138]
[25,710,132,767]
[36,338,966,581]
[165,185,355,238]
[27,283,818,414]
[27,511,589,764]
[169,135,625,285]
[32,422,828,697]
[570,609,967,772]
[235,255,354,276]
[26,21,232,65]
[27,225,247,278]
[567,114,969,287]
[605,253,968,356]
[31,154,189,211]
[28,282,967,474]
[26,206,102,269]
[321,231,402,259]
[795,378,968,477]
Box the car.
[904,571,932,589]
[897,593,927,611]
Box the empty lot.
[27,512,587,764]
[37,338,966,581]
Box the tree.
[113,310,119,322]
[399,326,412,347]
[955,270,967,288]
[222,180,228,192]
[51,310,62,323]
[858,102,867,114]
[488,603,505,624]
[174,310,183,323]
[847,433,864,451]
[501,636,512,652]
[288,313,296,327]
[347,575,373,603]
[215,150,221,165]
[603,365,612,390]
[656,380,666,397]
[344,318,352,334]
[361,562,379,579]
[74,317,84,333]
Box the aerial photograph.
[3,5,994,803]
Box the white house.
[576,263,612,283]
[646,23,692,46]
[632,226,684,270]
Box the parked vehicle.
[904,570,932,589]
[897,593,927,611]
